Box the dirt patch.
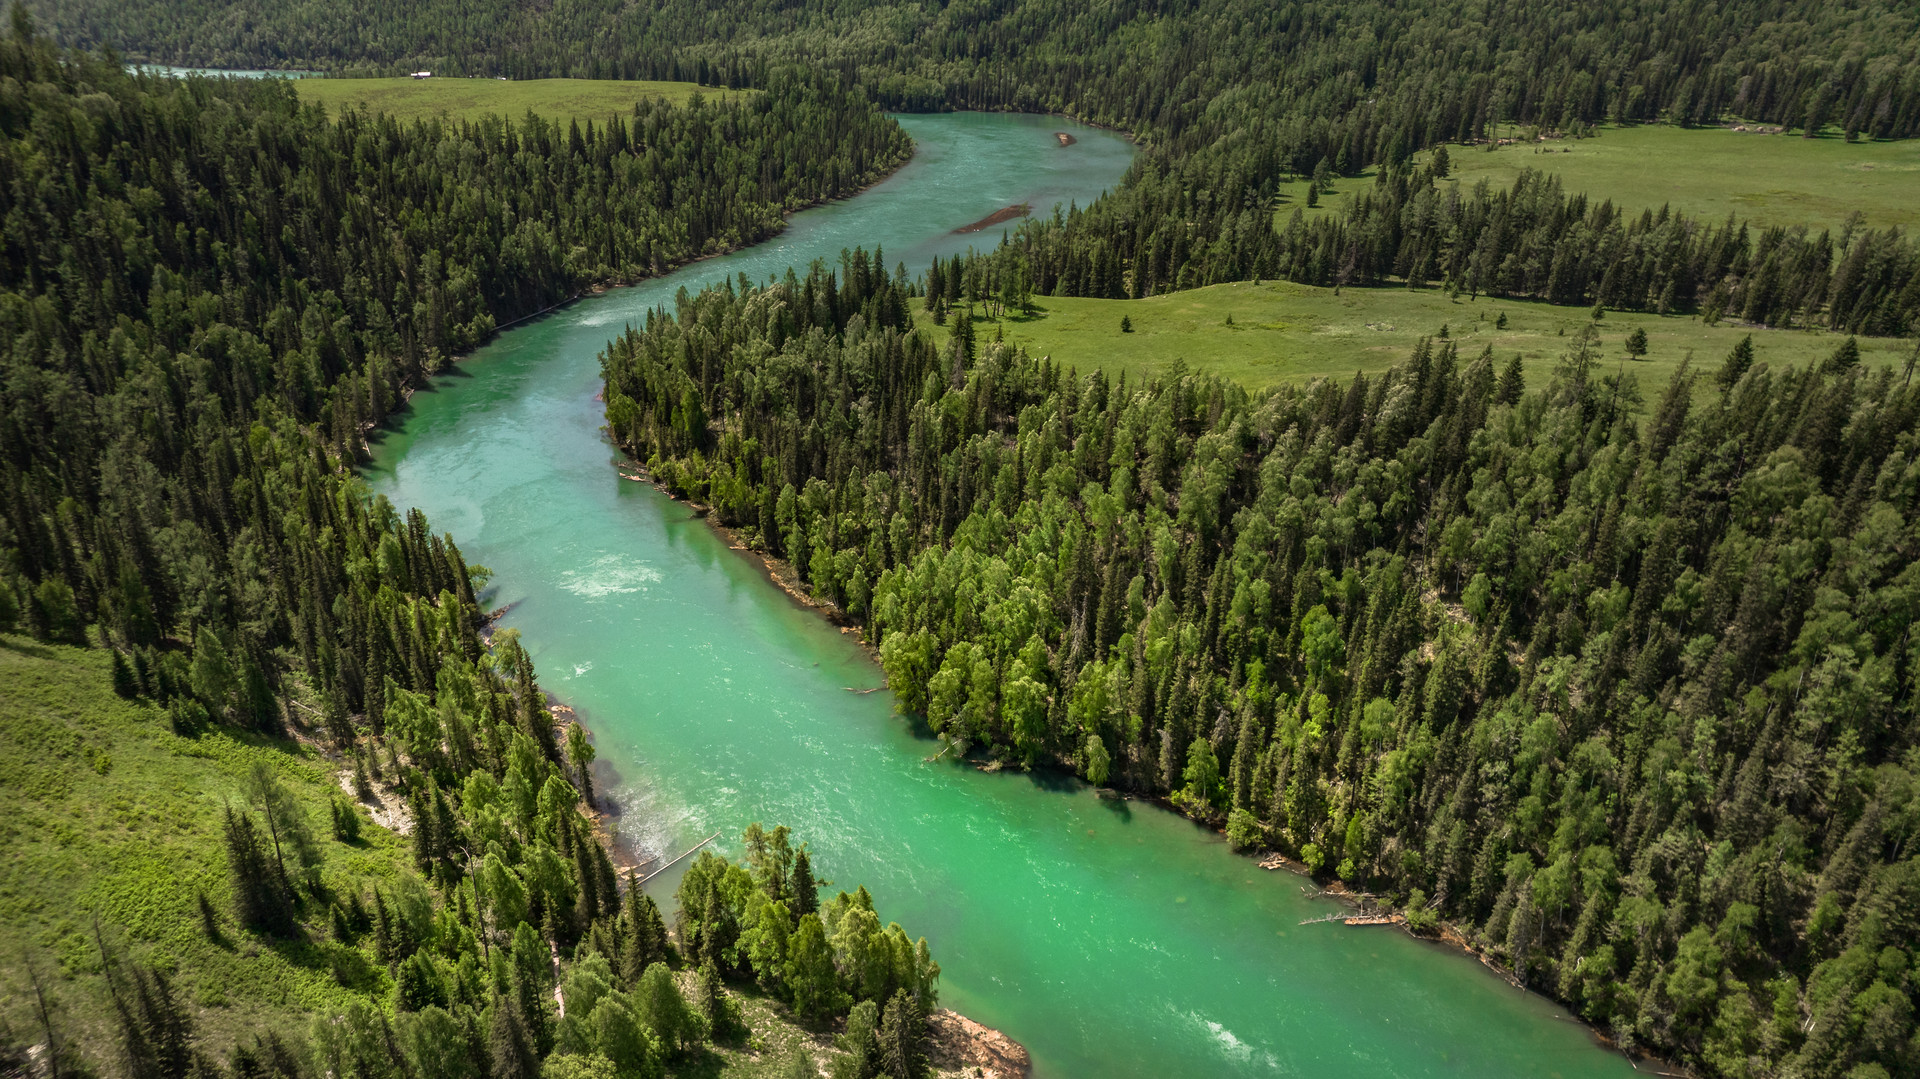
[339,768,413,835]
[954,203,1031,234]
[927,1009,1031,1078]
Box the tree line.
[27,1,1920,149]
[0,17,933,1078]
[948,155,1920,336]
[604,254,1920,1078]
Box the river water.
[365,112,1638,1078]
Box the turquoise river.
[365,112,1641,1079]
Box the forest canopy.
[0,16,925,1078]
[4,0,1919,1076]
[604,255,1920,1078]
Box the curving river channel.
[365,112,1640,1078]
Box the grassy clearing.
[0,634,412,1062]
[1273,126,1920,235]
[1418,124,1920,234]
[1269,167,1378,227]
[0,634,883,1076]
[928,280,1912,394]
[667,976,839,1079]
[296,78,748,125]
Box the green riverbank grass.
[927,280,1912,393]
[297,78,747,125]
[0,633,409,1061]
[1423,125,1920,233]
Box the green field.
[1421,125,1920,234]
[1273,126,1920,236]
[934,280,1911,393]
[0,633,883,1077]
[0,634,412,1060]
[296,77,747,125]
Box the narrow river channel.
[365,112,1641,1079]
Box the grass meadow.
[297,77,747,125]
[1048,124,1920,395]
[1272,124,1920,235]
[0,634,411,1060]
[926,279,1912,395]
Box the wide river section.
[366,112,1641,1079]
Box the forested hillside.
[7,0,1920,1074]
[26,0,1920,148]
[30,0,1920,337]
[0,19,935,1077]
[605,258,1920,1077]
[951,157,1920,333]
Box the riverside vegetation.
[7,0,1920,1077]
[0,18,944,1079]
[605,254,1920,1078]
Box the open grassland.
[1422,124,1920,233]
[931,280,1912,394]
[297,77,747,125]
[0,634,410,1062]
[1269,167,1378,227]
[1275,126,1920,236]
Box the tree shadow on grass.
[0,634,62,661]
[666,1046,728,1079]
[261,931,385,993]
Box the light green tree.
[786,913,847,1024]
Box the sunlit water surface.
[366,112,1637,1079]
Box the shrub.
[1226,808,1264,851]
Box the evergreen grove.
[4,0,1920,1076]
[604,253,1920,1078]
[0,18,940,1079]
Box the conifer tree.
[790,848,820,918]
[876,989,926,1079]
[787,913,846,1025]
[222,807,295,936]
